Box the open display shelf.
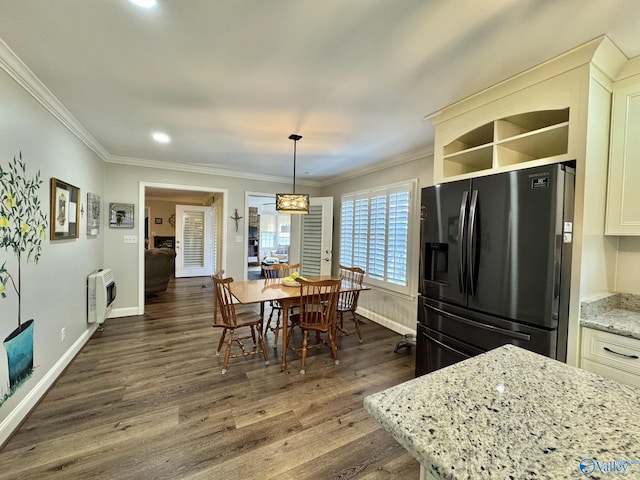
[442,108,570,179]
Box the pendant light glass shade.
[276,134,309,214]
[275,193,309,214]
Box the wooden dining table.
[229,276,369,371]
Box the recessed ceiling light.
[129,0,157,9]
[152,132,171,144]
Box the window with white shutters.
[340,181,414,293]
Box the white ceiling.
[2,0,640,185]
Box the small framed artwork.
[86,192,101,236]
[50,178,80,240]
[109,203,134,228]
[154,217,163,224]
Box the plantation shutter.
[182,210,205,268]
[353,194,368,270]
[301,204,322,276]
[368,189,387,280]
[387,186,410,285]
[339,195,354,266]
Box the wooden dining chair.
[262,262,301,348]
[287,277,341,374]
[336,265,366,343]
[212,273,269,374]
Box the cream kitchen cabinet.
[581,327,640,387]
[606,73,640,235]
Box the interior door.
[175,205,214,278]
[300,196,333,276]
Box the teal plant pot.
[3,319,34,388]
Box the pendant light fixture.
[276,134,309,214]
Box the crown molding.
[106,155,322,188]
[319,144,434,187]
[0,38,110,160]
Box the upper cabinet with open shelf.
[439,108,570,182]
[425,37,620,185]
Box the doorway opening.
[247,194,291,280]
[138,183,227,314]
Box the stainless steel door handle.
[467,190,478,296]
[458,191,469,294]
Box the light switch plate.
[124,235,138,244]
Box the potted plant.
[0,152,47,392]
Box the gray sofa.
[145,247,176,295]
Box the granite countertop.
[580,292,640,340]
[364,344,640,480]
[581,309,640,340]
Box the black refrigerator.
[416,162,575,376]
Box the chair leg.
[264,306,275,336]
[258,329,270,366]
[273,309,282,347]
[249,325,257,347]
[216,328,227,355]
[300,330,309,374]
[352,312,363,343]
[336,311,345,336]
[328,328,339,365]
[222,329,234,374]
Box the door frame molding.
[245,191,278,281]
[138,182,228,314]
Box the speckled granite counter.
[580,292,640,340]
[364,344,640,480]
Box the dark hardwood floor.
[0,277,419,479]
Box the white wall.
[320,151,434,334]
[616,237,640,294]
[103,163,321,313]
[0,67,105,444]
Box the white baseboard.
[109,306,139,318]
[358,307,416,336]
[0,324,98,447]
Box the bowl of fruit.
[282,271,305,287]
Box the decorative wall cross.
[230,208,243,232]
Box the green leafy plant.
[0,152,48,329]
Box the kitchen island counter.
[364,344,640,479]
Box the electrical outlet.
[60,327,66,342]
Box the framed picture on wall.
[86,192,101,236]
[109,203,134,228]
[154,217,162,224]
[50,177,80,240]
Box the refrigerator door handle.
[422,329,473,360]
[427,302,532,341]
[458,191,469,293]
[467,190,478,296]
